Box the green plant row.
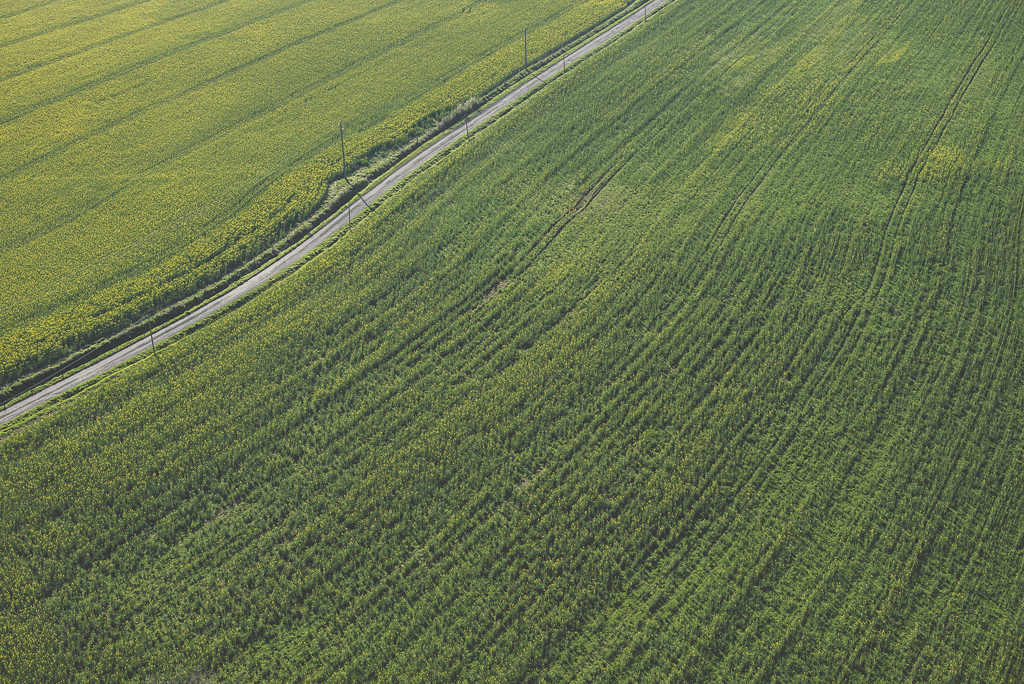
[3,0,1024,681]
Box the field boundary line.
[0,0,673,431]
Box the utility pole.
[148,319,157,358]
[339,122,347,181]
[465,119,470,139]
[524,27,528,69]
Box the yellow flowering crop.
[0,0,629,382]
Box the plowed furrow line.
[869,11,1006,295]
[0,1,56,23]
[0,0,139,46]
[0,1,402,172]
[0,0,257,85]
[697,0,904,299]
[821,10,1014,448]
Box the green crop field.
[0,0,629,386]
[4,0,1024,681]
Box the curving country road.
[0,0,670,429]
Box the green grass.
[0,0,630,385]
[3,0,1024,681]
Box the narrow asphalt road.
[0,0,670,429]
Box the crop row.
[3,0,1024,681]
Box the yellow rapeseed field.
[0,0,627,383]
